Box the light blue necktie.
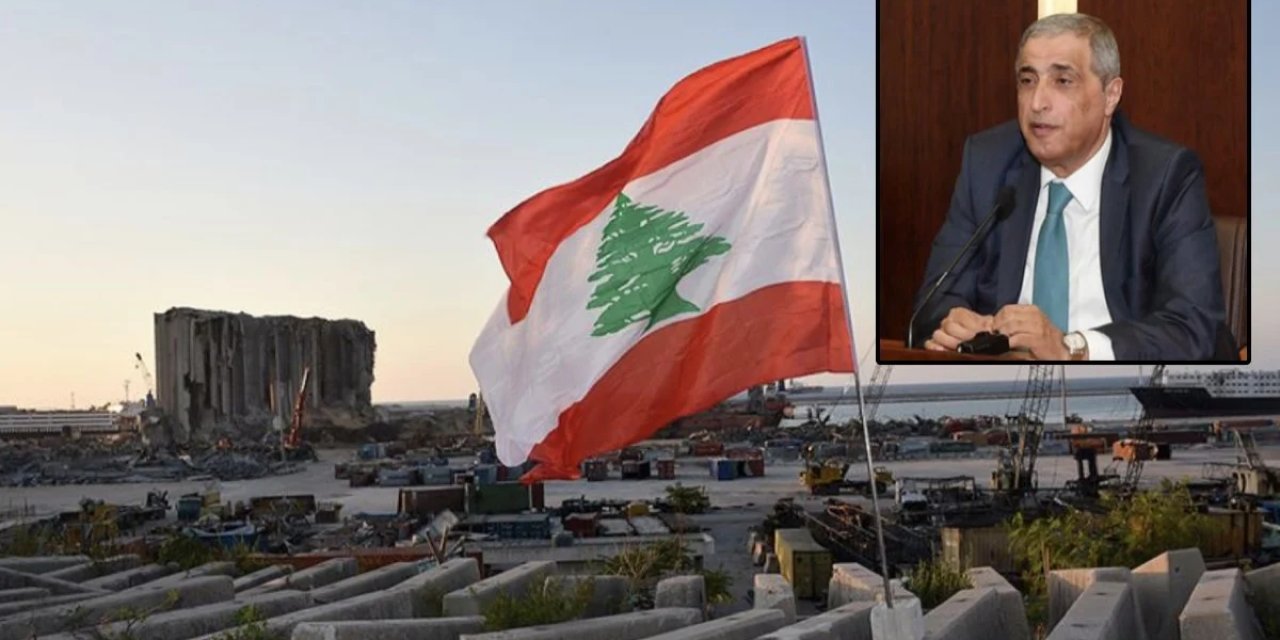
[1034,182,1072,332]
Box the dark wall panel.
[877,0,1039,342]
[1077,0,1248,220]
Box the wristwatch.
[1063,331,1089,361]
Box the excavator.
[800,364,895,496]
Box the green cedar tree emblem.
[586,193,731,337]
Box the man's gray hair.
[1018,13,1121,87]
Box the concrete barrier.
[753,574,796,624]
[965,568,1031,640]
[39,590,312,640]
[1244,562,1280,611]
[458,607,703,640]
[1046,581,1145,640]
[442,561,555,617]
[0,574,235,638]
[387,558,482,618]
[543,574,631,617]
[922,588,999,640]
[0,592,100,617]
[292,617,487,640]
[244,557,358,594]
[0,587,50,602]
[1131,548,1205,640]
[1179,568,1265,640]
[642,608,788,640]
[654,575,705,616]
[871,598,924,640]
[191,588,415,640]
[756,601,875,640]
[309,561,419,604]
[827,563,915,608]
[148,561,240,589]
[1047,567,1131,631]
[0,566,104,596]
[45,553,142,583]
[82,563,177,591]
[0,555,91,575]
[234,564,292,592]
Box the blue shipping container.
[711,458,737,481]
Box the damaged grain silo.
[152,307,376,445]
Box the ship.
[1130,369,1280,418]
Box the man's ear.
[1103,77,1124,116]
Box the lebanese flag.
[470,37,855,481]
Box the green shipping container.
[773,528,832,600]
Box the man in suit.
[914,13,1230,361]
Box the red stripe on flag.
[488,38,814,325]
[521,281,853,482]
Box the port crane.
[134,353,157,408]
[1115,365,1166,494]
[993,364,1056,502]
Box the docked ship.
[1130,369,1280,418]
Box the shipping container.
[417,465,454,486]
[773,528,832,599]
[583,459,609,482]
[656,459,677,480]
[472,464,499,486]
[177,495,203,522]
[466,513,552,540]
[711,458,737,481]
[1202,508,1264,559]
[745,458,765,477]
[466,481,546,515]
[691,441,725,457]
[941,526,1016,573]
[398,486,466,519]
[348,468,378,488]
[378,468,416,487]
[564,512,600,538]
[621,460,652,480]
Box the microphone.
[905,186,1017,349]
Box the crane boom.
[286,367,311,448]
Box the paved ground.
[3,444,1275,521]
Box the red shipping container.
[656,459,676,480]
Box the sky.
[0,1,1266,409]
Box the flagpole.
[798,37,895,608]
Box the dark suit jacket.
[912,113,1232,360]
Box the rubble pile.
[0,439,302,487]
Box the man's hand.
[993,304,1068,359]
[924,307,995,351]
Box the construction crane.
[286,367,311,449]
[993,365,1056,500]
[134,353,156,408]
[1116,365,1165,493]
[864,365,894,424]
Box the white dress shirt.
[1017,129,1116,360]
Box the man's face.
[1016,33,1121,177]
